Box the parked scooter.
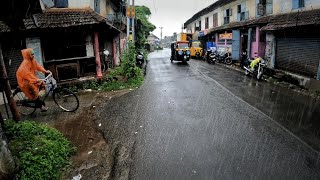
[243,57,265,80]
[136,51,146,75]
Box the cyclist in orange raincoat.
[16,48,50,111]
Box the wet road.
[116,49,320,179]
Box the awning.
[261,9,320,31]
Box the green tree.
[135,6,156,49]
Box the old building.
[184,0,320,81]
[0,0,126,86]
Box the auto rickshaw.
[190,41,203,59]
[170,41,191,63]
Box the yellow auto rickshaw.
[170,41,191,63]
[190,41,203,59]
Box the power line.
[152,0,157,14]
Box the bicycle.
[12,72,79,115]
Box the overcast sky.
[135,0,217,38]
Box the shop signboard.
[219,33,232,39]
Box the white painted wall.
[68,0,92,8]
[185,0,320,33]
[273,0,320,14]
[86,35,94,57]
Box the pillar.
[247,28,252,58]
[317,63,320,80]
[256,27,260,57]
[94,32,103,77]
[215,33,218,46]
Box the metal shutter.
[3,48,23,87]
[276,38,320,78]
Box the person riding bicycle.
[16,48,50,111]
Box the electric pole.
[126,0,135,48]
[159,26,163,46]
[126,0,130,48]
[132,0,135,43]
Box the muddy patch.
[27,90,132,180]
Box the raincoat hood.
[21,48,34,61]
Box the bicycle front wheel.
[12,89,36,115]
[53,88,79,112]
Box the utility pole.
[126,0,135,47]
[126,0,130,48]
[159,26,163,46]
[0,42,20,122]
[132,0,135,43]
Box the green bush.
[107,43,143,80]
[5,120,75,180]
[101,76,144,91]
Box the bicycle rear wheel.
[12,89,36,115]
[53,88,79,112]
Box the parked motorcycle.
[216,51,232,65]
[203,49,210,62]
[136,51,147,75]
[205,50,217,64]
[243,57,265,80]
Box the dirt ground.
[25,89,132,180]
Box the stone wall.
[0,127,15,180]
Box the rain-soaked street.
[105,49,320,179]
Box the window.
[293,0,304,9]
[199,20,202,31]
[213,13,218,27]
[94,0,100,13]
[54,0,68,8]
[224,8,232,24]
[257,0,273,16]
[237,3,247,21]
[177,43,189,49]
[43,32,87,61]
[205,17,209,29]
[218,38,225,45]
[237,4,242,14]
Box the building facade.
[184,0,320,81]
[0,0,126,86]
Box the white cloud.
[134,0,217,37]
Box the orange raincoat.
[16,48,47,100]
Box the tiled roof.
[0,21,11,32]
[23,8,106,29]
[261,9,320,31]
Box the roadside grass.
[67,43,146,93]
[100,76,144,91]
[4,120,75,180]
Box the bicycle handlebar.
[39,71,53,82]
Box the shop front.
[215,31,233,54]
